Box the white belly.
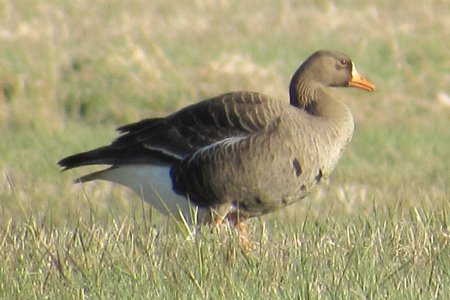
[92,165,209,224]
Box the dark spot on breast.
[255,197,262,205]
[315,169,323,183]
[300,184,306,191]
[292,158,302,177]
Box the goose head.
[289,50,375,108]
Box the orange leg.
[226,211,248,229]
[213,214,223,226]
[210,210,254,249]
[226,211,256,249]
[208,211,225,234]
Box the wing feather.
[59,91,284,169]
[112,91,282,159]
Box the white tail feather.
[77,165,209,224]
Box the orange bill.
[349,63,375,91]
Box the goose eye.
[340,59,347,65]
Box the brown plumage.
[58,50,374,228]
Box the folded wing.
[58,91,283,170]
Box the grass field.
[1,0,449,298]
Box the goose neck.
[290,80,353,136]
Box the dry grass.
[0,0,448,127]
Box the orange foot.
[226,212,256,250]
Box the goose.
[58,50,374,230]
